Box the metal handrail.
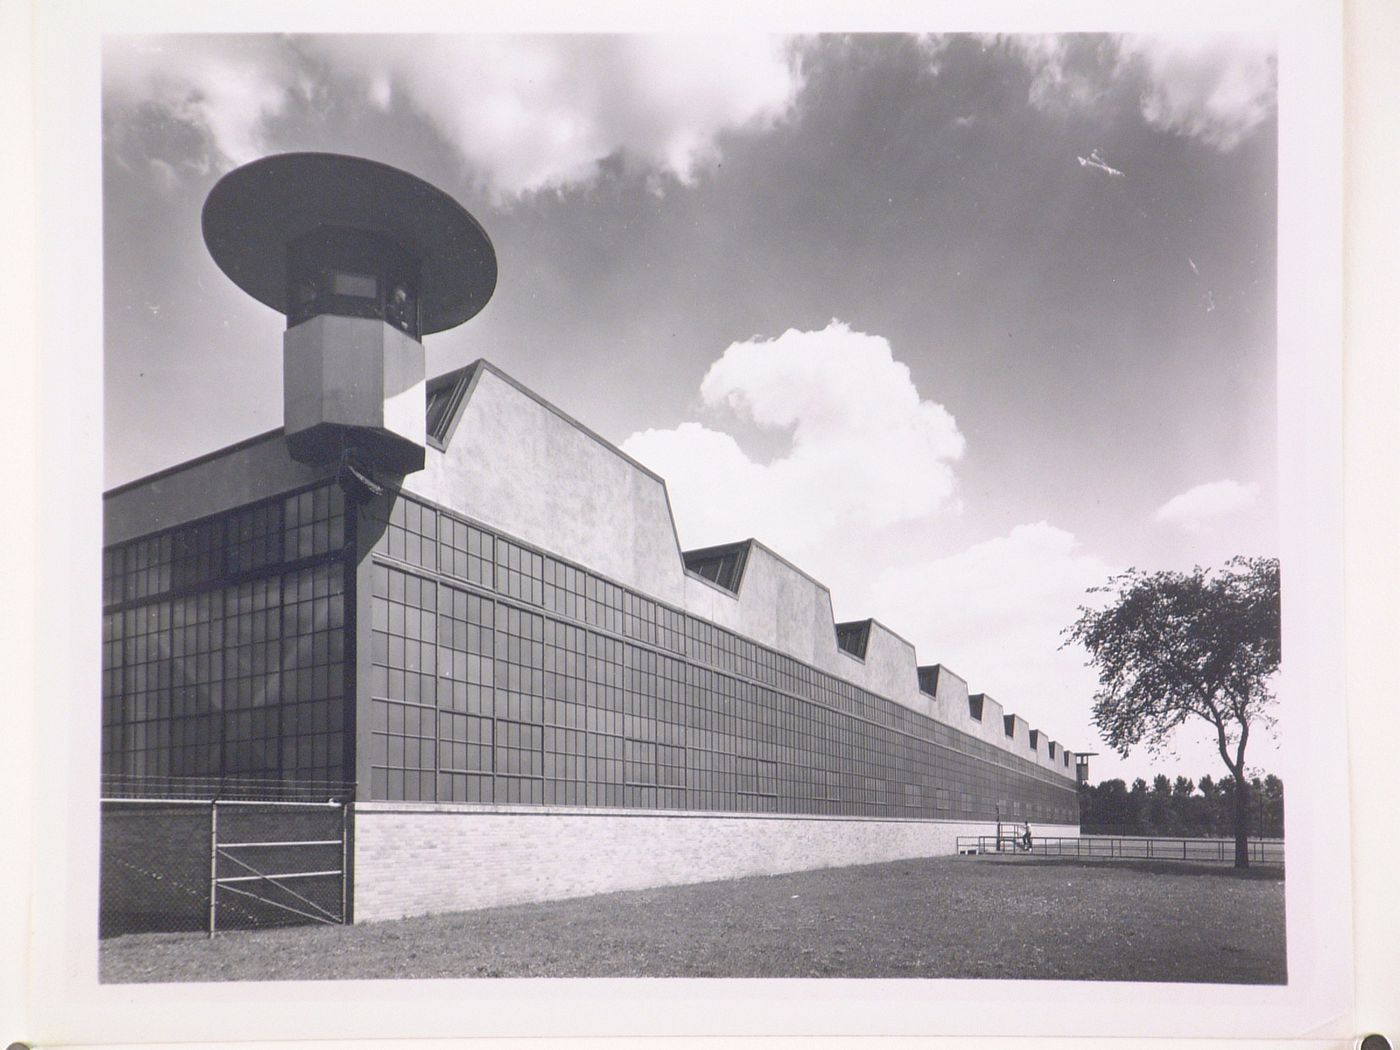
[955,834,1284,865]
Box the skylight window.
[683,541,751,594]
[425,364,478,450]
[834,619,871,659]
[917,665,940,696]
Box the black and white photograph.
[95,16,1299,988]
[9,1,1384,1047]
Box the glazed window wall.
[367,492,1078,823]
[102,484,349,787]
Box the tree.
[1064,556,1281,867]
[1197,774,1223,837]
[1077,781,1094,827]
[1148,774,1173,834]
[1170,776,1196,835]
[1260,774,1285,838]
[1128,778,1150,836]
[1078,772,1281,838]
[1084,778,1130,832]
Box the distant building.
[101,154,1080,923]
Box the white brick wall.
[351,803,1079,922]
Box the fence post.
[340,801,350,925]
[208,800,218,938]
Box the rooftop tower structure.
[1076,752,1098,785]
[202,153,497,476]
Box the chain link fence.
[101,780,352,938]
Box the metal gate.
[100,796,351,937]
[210,800,350,935]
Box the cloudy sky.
[102,32,1279,786]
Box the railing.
[955,834,1285,866]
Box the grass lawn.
[100,855,1286,984]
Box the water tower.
[202,152,496,476]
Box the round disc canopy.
[202,152,496,335]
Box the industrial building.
[101,154,1080,926]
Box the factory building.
[101,154,1080,924]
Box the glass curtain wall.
[367,491,1079,822]
[102,483,350,789]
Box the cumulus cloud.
[990,32,1275,152]
[1116,35,1276,152]
[990,34,1110,112]
[623,324,1119,750]
[103,34,804,197]
[914,33,953,75]
[621,321,964,580]
[303,35,803,197]
[869,522,1114,745]
[1154,479,1260,531]
[103,35,304,170]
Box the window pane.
[332,271,378,298]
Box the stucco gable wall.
[410,367,687,606]
[975,694,1007,748]
[682,545,844,678]
[926,666,972,735]
[860,621,930,716]
[1004,713,1031,754]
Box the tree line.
[1078,773,1284,839]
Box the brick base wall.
[351,803,1080,922]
